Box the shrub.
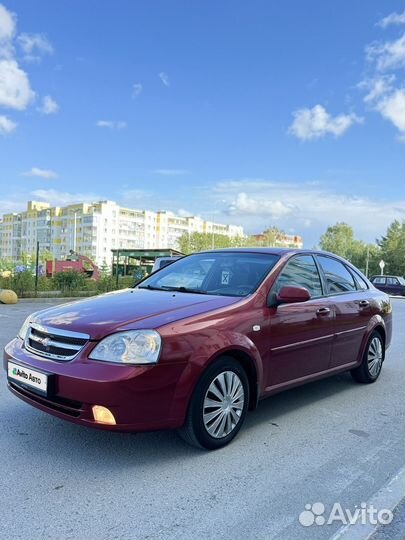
[97,274,116,293]
[10,269,35,297]
[52,271,86,295]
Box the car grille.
[25,323,90,361]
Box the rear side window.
[273,255,323,297]
[352,272,369,290]
[317,256,357,294]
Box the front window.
[138,252,279,297]
[272,255,323,297]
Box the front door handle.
[316,307,331,316]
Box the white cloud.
[0,58,35,109]
[359,27,405,139]
[289,105,363,140]
[0,194,26,215]
[96,120,127,129]
[31,189,101,206]
[22,167,58,179]
[38,95,59,114]
[213,179,405,242]
[375,88,405,136]
[377,10,405,29]
[17,32,53,62]
[0,113,16,134]
[228,192,295,218]
[0,4,16,43]
[152,168,190,176]
[132,83,142,97]
[358,75,396,103]
[366,33,405,71]
[158,71,170,87]
[119,189,151,206]
[177,208,193,217]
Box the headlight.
[89,330,161,365]
[18,313,37,340]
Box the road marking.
[329,467,405,540]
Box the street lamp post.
[365,246,370,277]
[72,210,78,252]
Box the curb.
[329,467,405,540]
[17,297,88,304]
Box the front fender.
[163,328,263,426]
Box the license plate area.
[7,361,54,397]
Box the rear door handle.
[316,307,331,316]
[358,300,370,308]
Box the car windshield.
[138,252,279,297]
[398,276,405,285]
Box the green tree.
[40,250,54,263]
[319,222,381,276]
[319,223,356,259]
[251,226,286,247]
[377,220,405,276]
[178,232,246,254]
[99,258,111,276]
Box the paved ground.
[0,299,404,540]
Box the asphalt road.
[0,299,404,540]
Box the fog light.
[92,405,116,425]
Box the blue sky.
[0,0,404,247]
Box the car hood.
[32,288,241,339]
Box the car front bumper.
[4,338,188,432]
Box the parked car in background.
[370,275,405,297]
[151,256,182,273]
[5,249,392,450]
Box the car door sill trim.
[264,361,359,394]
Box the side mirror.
[267,286,311,308]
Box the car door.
[267,254,334,389]
[316,255,369,369]
[386,277,399,295]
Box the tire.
[351,331,385,384]
[178,356,249,450]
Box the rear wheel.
[178,357,249,449]
[351,331,384,384]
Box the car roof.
[198,247,343,257]
[371,274,402,279]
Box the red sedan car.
[4,249,392,449]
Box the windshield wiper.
[159,286,207,294]
[138,284,206,294]
[138,284,166,291]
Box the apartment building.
[0,200,244,265]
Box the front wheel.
[351,331,384,384]
[178,357,249,450]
